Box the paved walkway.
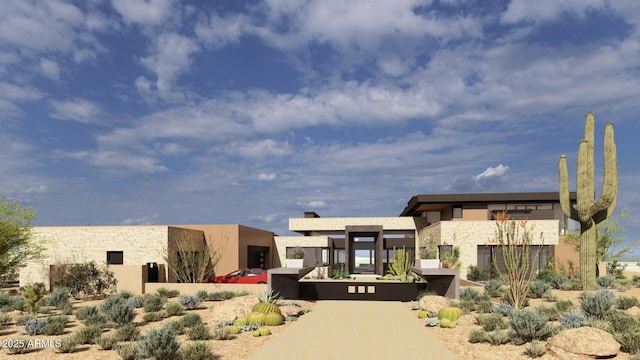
[249,301,457,360]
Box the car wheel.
[258,281,266,284]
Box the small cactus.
[417,310,429,319]
[228,325,241,335]
[258,327,271,336]
[252,329,261,337]
[439,318,456,328]
[438,307,464,322]
[252,302,281,315]
[247,312,266,326]
[264,312,284,326]
[234,318,248,327]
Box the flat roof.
[399,191,577,217]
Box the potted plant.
[417,237,439,268]
[286,246,305,268]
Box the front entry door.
[345,226,383,275]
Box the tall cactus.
[558,112,617,291]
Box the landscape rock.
[418,295,449,313]
[547,326,620,359]
[280,306,304,317]
[625,306,640,317]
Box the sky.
[1,0,639,257]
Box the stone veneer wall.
[289,217,418,233]
[22,226,169,289]
[436,220,559,280]
[274,236,330,278]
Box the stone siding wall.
[22,226,169,289]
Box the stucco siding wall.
[23,226,169,288]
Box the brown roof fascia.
[399,191,578,216]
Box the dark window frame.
[106,251,124,265]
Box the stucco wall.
[145,282,267,296]
[23,226,169,289]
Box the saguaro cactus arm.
[592,122,617,224]
[558,155,579,221]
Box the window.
[452,205,462,218]
[106,251,123,265]
[286,247,330,266]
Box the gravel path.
[249,300,456,360]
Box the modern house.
[274,192,577,280]
[21,224,273,293]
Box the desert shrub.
[118,291,134,299]
[83,313,108,328]
[102,297,135,326]
[75,325,104,344]
[213,325,233,340]
[609,311,640,333]
[178,295,202,310]
[616,279,633,292]
[138,326,181,360]
[143,311,166,323]
[75,305,99,320]
[43,315,69,335]
[179,341,215,360]
[164,319,185,335]
[207,291,236,301]
[633,275,640,288]
[37,305,56,314]
[127,296,144,308]
[475,313,507,332]
[555,299,575,313]
[53,261,117,299]
[115,343,138,360]
[459,287,484,303]
[542,291,558,302]
[550,275,570,289]
[616,296,640,311]
[20,282,46,315]
[96,334,118,350]
[528,280,551,299]
[615,331,640,354]
[47,288,71,309]
[144,294,165,312]
[195,290,208,300]
[181,313,203,328]
[587,318,614,333]
[23,317,46,336]
[509,308,553,342]
[165,302,184,317]
[493,300,513,317]
[580,290,615,319]
[113,323,140,342]
[559,279,580,291]
[458,300,475,313]
[54,335,79,353]
[156,287,180,298]
[0,313,11,326]
[536,269,556,283]
[14,314,34,326]
[486,329,511,345]
[559,310,587,329]
[536,304,561,321]
[524,340,547,358]
[186,322,211,340]
[0,295,23,312]
[468,329,487,343]
[484,279,503,298]
[597,275,616,289]
[476,300,495,314]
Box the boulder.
[418,295,449,313]
[547,327,620,359]
[279,306,304,317]
[625,306,640,317]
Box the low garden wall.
[144,282,267,296]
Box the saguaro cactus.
[558,112,617,291]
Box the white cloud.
[502,0,607,23]
[234,139,292,159]
[258,173,277,181]
[21,185,48,194]
[49,98,103,124]
[122,213,160,225]
[39,58,60,80]
[138,32,200,100]
[476,164,509,180]
[111,0,175,26]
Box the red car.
[203,268,268,284]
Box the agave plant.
[258,288,283,304]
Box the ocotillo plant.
[559,112,617,291]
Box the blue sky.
[1,0,639,256]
